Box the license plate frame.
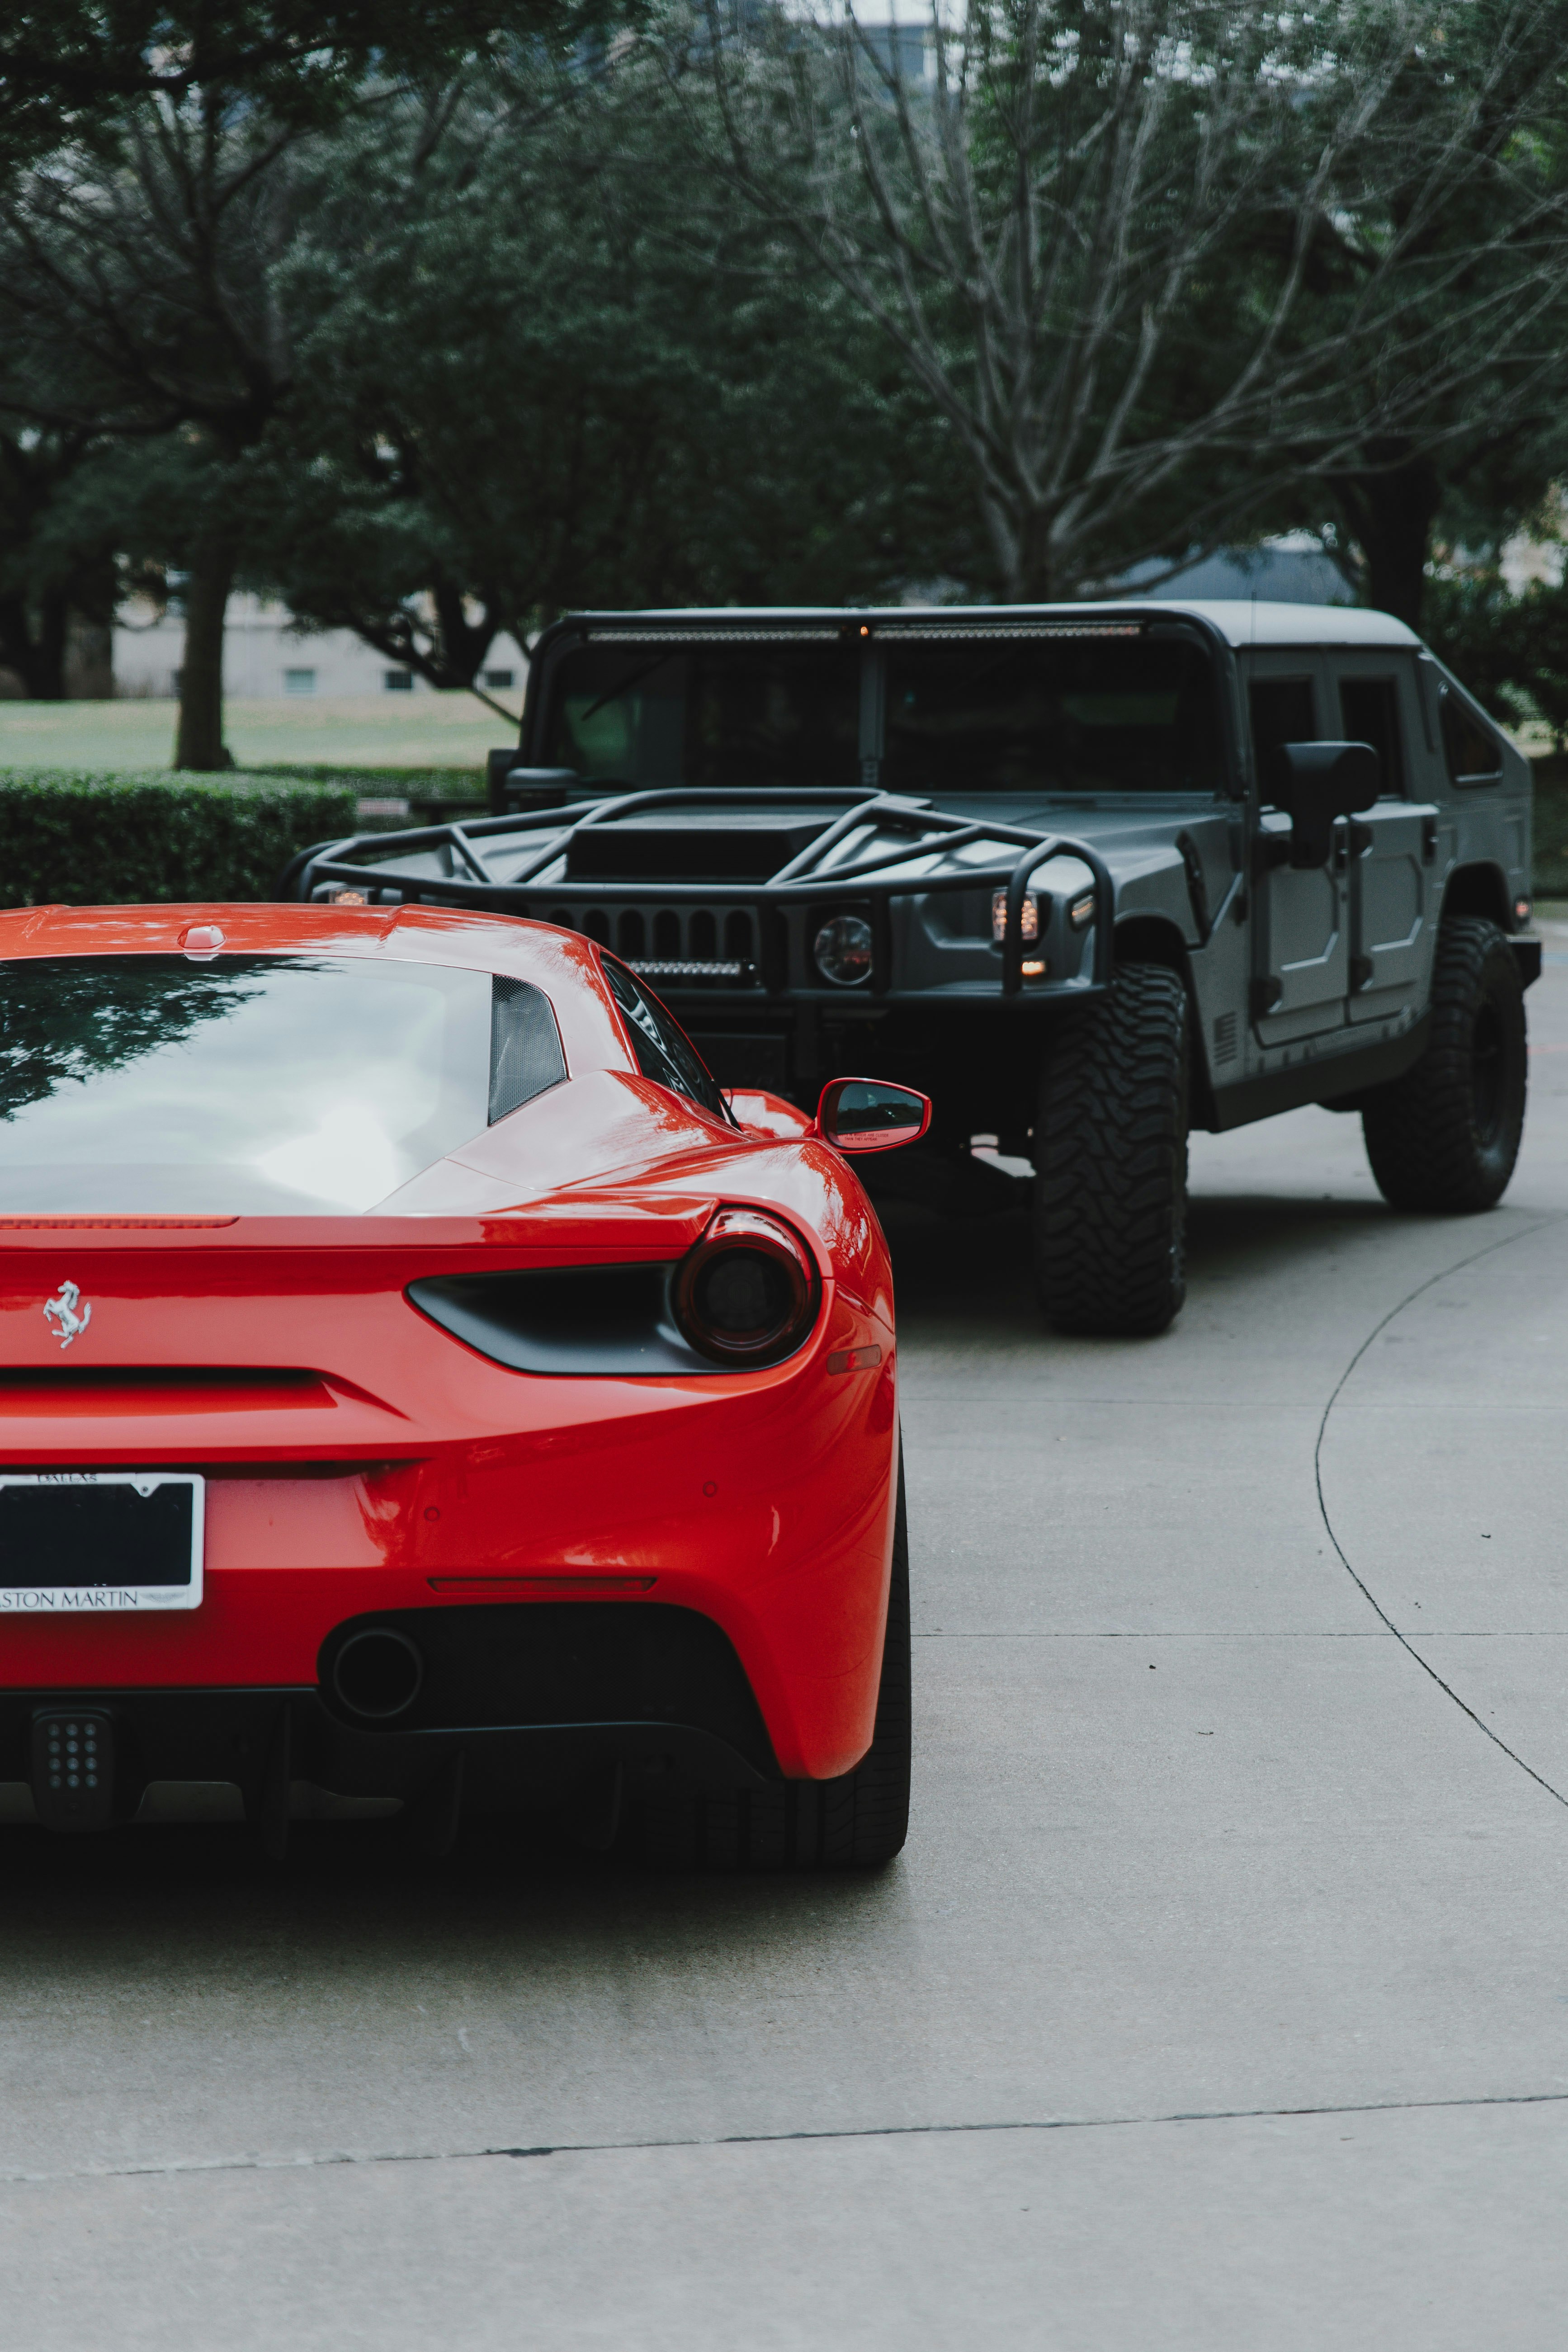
[0,1474,205,1612]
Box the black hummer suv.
[284,600,1539,1337]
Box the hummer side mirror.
[814,1077,932,1154]
[486,753,577,815]
[1276,741,1380,869]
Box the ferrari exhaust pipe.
[331,1626,424,1721]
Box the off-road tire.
[636,1452,912,1873]
[1361,916,1527,1213]
[1033,963,1190,1337]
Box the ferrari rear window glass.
[0,955,548,1214]
[881,634,1223,795]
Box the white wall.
[112,595,529,699]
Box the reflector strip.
[0,1216,239,1229]
[876,623,1142,641]
[585,628,841,643]
[427,1576,656,1593]
[827,1344,884,1375]
[628,959,753,979]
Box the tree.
[698,0,1568,605]
[0,78,341,762]
[0,2,615,760]
[0,427,119,698]
[0,2,593,174]
[1270,1,1568,625]
[1425,566,1568,748]
[236,63,968,674]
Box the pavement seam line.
[1313,1213,1568,1810]
[10,2091,1568,2189]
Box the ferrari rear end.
[0,905,911,1869]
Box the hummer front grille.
[550,904,762,988]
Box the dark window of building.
[384,669,414,692]
[1338,677,1404,796]
[484,668,515,690]
[1248,677,1317,807]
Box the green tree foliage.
[0,2,599,172]
[704,0,1568,607]
[1272,1,1568,626]
[237,70,969,680]
[1425,569,1568,748]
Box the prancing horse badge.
[43,1280,92,1349]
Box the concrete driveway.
[6,945,1568,2348]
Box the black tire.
[636,1451,912,1873]
[1032,963,1190,1337]
[1361,917,1526,1213]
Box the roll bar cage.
[279,786,1115,1001]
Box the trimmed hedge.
[0,771,358,907]
[5,758,1565,907]
[240,762,482,795]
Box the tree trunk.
[1330,458,1442,633]
[173,538,236,770]
[0,587,70,699]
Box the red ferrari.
[0,903,926,1870]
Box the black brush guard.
[277,787,1115,1004]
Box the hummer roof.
[611,599,1423,651]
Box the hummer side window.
[1248,677,1316,807]
[1338,678,1404,796]
[1439,686,1505,788]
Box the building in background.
[111,594,529,700]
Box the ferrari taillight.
[672,1209,819,1368]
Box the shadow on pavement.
[0,1812,906,1940]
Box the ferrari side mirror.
[814,1077,932,1154]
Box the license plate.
[0,1474,204,1612]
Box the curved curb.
[1313,1213,1568,1812]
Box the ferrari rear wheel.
[635,1453,912,1873]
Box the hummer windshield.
[538,626,1224,797]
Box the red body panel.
[0,906,900,1781]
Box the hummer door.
[1247,656,1349,1044]
[1328,655,1437,1028]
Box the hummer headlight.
[812,914,874,987]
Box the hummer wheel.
[1032,963,1190,1337]
[1361,916,1526,1213]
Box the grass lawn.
[0,694,517,776]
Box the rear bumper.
[0,1671,778,1833]
[0,1244,900,1781]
